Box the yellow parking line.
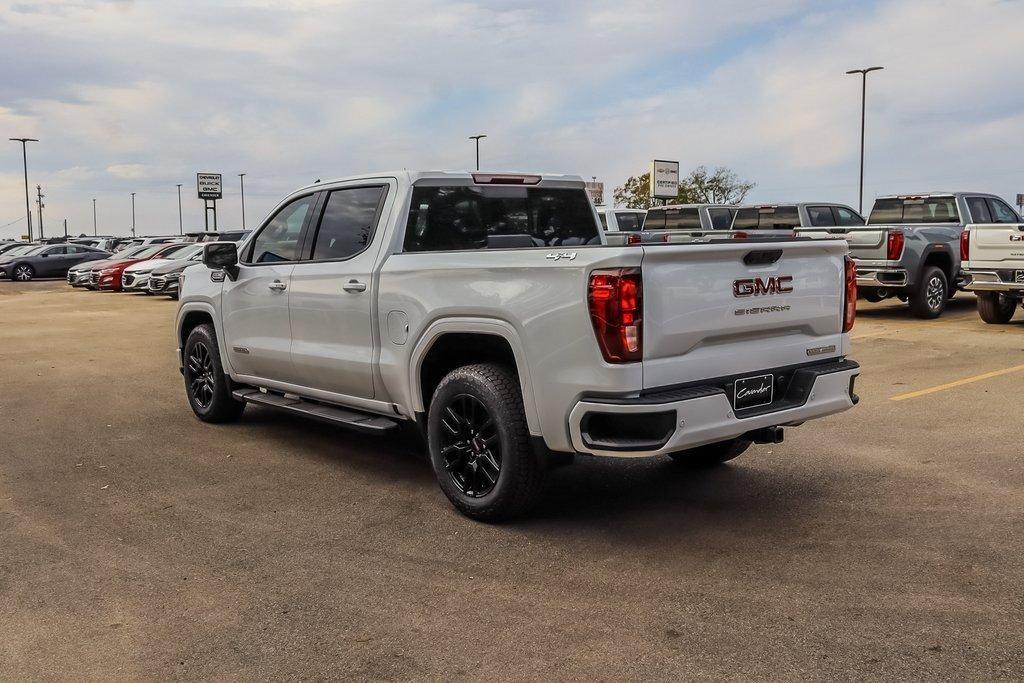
[891,364,1024,401]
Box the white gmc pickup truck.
[175,171,860,520]
[961,216,1024,323]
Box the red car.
[94,243,186,291]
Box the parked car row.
[599,190,1024,320]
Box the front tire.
[977,292,1017,324]
[668,438,752,467]
[12,264,34,281]
[908,266,948,319]
[427,363,543,521]
[183,324,245,423]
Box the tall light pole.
[92,198,97,236]
[9,138,38,241]
[469,134,486,171]
[846,66,884,214]
[130,192,136,237]
[176,184,183,235]
[36,185,44,239]
[238,173,246,229]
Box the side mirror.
[203,242,238,279]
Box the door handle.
[343,280,367,293]
[268,280,287,292]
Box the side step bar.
[232,388,399,433]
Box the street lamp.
[469,134,487,171]
[130,192,136,237]
[846,66,884,214]
[93,198,97,236]
[238,173,246,229]
[9,137,38,241]
[176,184,183,235]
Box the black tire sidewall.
[427,366,532,518]
[910,266,947,318]
[183,324,242,422]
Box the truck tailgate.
[640,240,848,389]
[970,223,1024,267]
[797,226,888,260]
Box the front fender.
[174,301,234,377]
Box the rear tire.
[668,438,752,467]
[977,292,1017,324]
[908,266,948,319]
[183,324,245,423]
[427,363,543,521]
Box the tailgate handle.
[743,250,783,266]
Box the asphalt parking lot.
[2,281,1023,679]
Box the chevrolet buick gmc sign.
[649,159,679,199]
[197,173,223,200]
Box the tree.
[613,166,755,209]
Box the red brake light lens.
[960,229,970,262]
[588,268,642,363]
[843,255,857,333]
[886,230,904,261]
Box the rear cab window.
[868,196,960,224]
[403,184,600,251]
[734,206,800,230]
[707,208,734,230]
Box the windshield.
[404,185,600,251]
[733,206,800,230]
[868,196,960,224]
[133,246,165,259]
[116,246,150,259]
[154,244,192,259]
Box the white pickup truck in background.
[962,216,1024,323]
[176,171,860,520]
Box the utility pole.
[469,134,486,171]
[9,138,38,241]
[63,218,68,238]
[36,185,45,239]
[176,184,183,235]
[845,66,884,214]
[93,198,97,236]
[130,192,136,237]
[238,173,246,229]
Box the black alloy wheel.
[186,341,216,409]
[438,393,501,498]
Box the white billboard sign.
[197,173,223,200]
[649,159,679,200]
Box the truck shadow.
[856,296,977,320]
[238,407,826,535]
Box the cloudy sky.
[1,0,1022,238]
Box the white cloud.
[0,0,1022,237]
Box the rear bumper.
[567,359,859,458]
[962,270,1024,293]
[855,265,908,288]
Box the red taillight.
[626,232,642,245]
[731,231,749,239]
[843,255,857,332]
[886,230,904,261]
[588,268,642,363]
[960,229,970,262]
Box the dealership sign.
[197,173,223,200]
[649,159,679,199]
[585,181,604,205]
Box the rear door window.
[308,186,386,260]
[987,198,1019,223]
[834,206,865,226]
[966,197,992,223]
[807,206,836,227]
[598,213,609,230]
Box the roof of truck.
[295,170,586,193]
[875,192,995,199]
[648,203,734,210]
